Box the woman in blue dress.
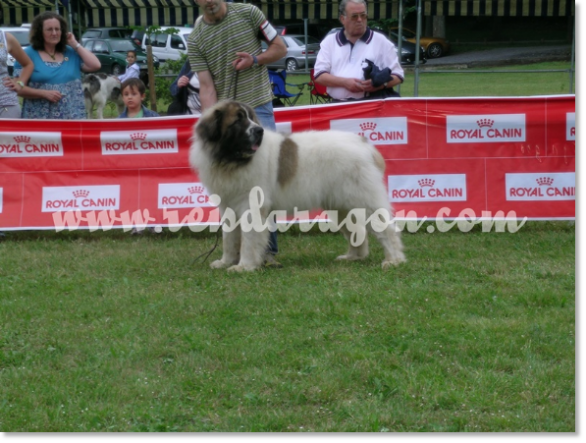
[13,12,101,119]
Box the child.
[117,78,159,235]
[116,50,140,83]
[118,78,159,118]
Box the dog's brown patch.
[277,137,299,187]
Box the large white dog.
[82,73,124,119]
[190,100,405,272]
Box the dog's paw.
[381,256,406,269]
[210,259,230,269]
[227,264,259,272]
[335,254,366,261]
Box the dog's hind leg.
[336,211,370,261]
[366,208,406,268]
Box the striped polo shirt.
[188,3,274,108]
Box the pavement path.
[418,45,573,68]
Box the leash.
[192,226,222,265]
[227,69,239,100]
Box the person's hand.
[345,78,367,93]
[177,75,190,88]
[2,77,18,92]
[233,52,254,71]
[66,32,79,47]
[362,79,378,92]
[44,90,63,103]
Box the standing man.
[188,0,287,266]
[314,0,404,101]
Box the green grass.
[0,222,575,431]
[286,61,575,105]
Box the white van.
[141,26,193,62]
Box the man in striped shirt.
[188,0,286,122]
[188,0,287,266]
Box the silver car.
[262,34,321,71]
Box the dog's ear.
[241,102,261,125]
[198,109,224,142]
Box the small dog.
[82,73,124,119]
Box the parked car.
[141,26,192,62]
[274,23,329,40]
[262,34,321,71]
[391,27,450,59]
[81,27,133,43]
[82,38,159,76]
[326,28,426,65]
[1,26,30,75]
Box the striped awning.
[83,0,197,27]
[1,1,576,28]
[424,0,575,17]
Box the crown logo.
[72,189,90,198]
[536,177,554,186]
[359,122,377,131]
[14,136,31,143]
[130,132,147,141]
[418,178,435,188]
[188,185,204,194]
[477,119,494,128]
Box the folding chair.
[268,69,305,107]
[308,69,332,105]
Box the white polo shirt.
[314,28,404,100]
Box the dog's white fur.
[82,73,124,119]
[190,100,405,272]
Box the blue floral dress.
[14,46,87,119]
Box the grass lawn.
[0,222,575,432]
[286,61,575,105]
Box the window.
[170,34,185,50]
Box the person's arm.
[170,62,191,96]
[6,32,33,85]
[233,36,287,71]
[16,85,63,103]
[197,70,217,112]
[315,72,366,94]
[66,32,101,72]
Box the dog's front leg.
[210,226,241,269]
[228,228,269,272]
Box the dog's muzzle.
[249,125,264,151]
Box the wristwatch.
[74,43,82,50]
[383,81,388,89]
[252,55,258,65]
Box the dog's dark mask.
[198,101,264,167]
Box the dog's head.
[81,73,101,98]
[195,100,264,167]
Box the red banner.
[0,95,575,231]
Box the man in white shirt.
[314,0,404,101]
